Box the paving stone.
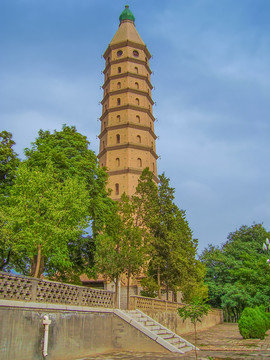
[75,323,270,360]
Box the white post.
[43,315,51,357]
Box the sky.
[1,0,270,253]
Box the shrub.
[257,305,270,330]
[238,307,267,339]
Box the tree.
[95,195,146,308]
[0,131,20,195]
[94,202,125,306]
[132,167,159,229]
[24,125,113,235]
[4,163,90,278]
[0,207,29,272]
[21,125,114,278]
[178,298,210,359]
[200,224,270,321]
[0,131,21,271]
[133,170,207,301]
[118,194,146,309]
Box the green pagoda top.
[119,5,135,23]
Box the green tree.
[95,195,146,308]
[131,168,160,296]
[0,131,21,271]
[178,298,210,359]
[94,203,125,306]
[132,167,159,229]
[133,170,207,301]
[24,125,112,235]
[4,163,90,277]
[0,131,20,195]
[200,224,270,321]
[118,193,146,309]
[21,125,114,279]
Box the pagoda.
[98,5,158,199]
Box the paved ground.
[76,323,270,360]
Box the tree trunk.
[157,266,161,299]
[127,271,130,310]
[0,250,11,271]
[194,322,198,360]
[114,277,119,308]
[34,245,42,278]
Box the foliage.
[0,126,114,278]
[178,298,210,359]
[94,194,146,307]
[94,204,124,284]
[3,163,90,277]
[51,234,96,284]
[140,277,159,298]
[200,224,270,321]
[0,131,20,195]
[0,207,28,273]
[134,169,207,301]
[118,193,146,307]
[6,125,114,279]
[0,131,21,271]
[238,306,270,339]
[178,298,211,324]
[24,125,113,235]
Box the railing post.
[32,278,37,302]
[78,287,83,306]
[129,296,134,310]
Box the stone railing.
[129,295,223,334]
[0,271,114,308]
[129,295,184,312]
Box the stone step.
[130,313,142,318]
[177,341,187,348]
[147,325,160,331]
[161,333,174,340]
[137,316,148,322]
[179,346,193,353]
[153,329,167,335]
[118,309,196,354]
[167,337,182,344]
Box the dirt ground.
[76,323,270,360]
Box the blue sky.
[1,0,270,252]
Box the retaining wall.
[0,300,165,360]
[130,295,223,335]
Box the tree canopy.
[24,125,112,235]
[0,131,20,195]
[200,223,270,321]
[94,195,146,307]
[132,169,207,302]
[0,131,21,271]
[4,163,90,277]
[0,126,114,279]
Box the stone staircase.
[115,309,197,354]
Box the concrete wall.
[0,300,165,360]
[143,309,223,336]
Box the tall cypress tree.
[133,170,207,301]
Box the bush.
[257,305,270,329]
[238,306,269,339]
